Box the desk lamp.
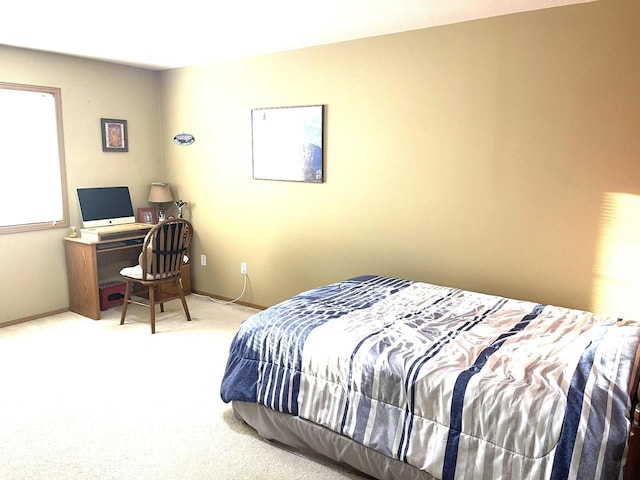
[148,182,173,221]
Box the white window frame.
[0,82,69,234]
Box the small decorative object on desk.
[175,200,187,218]
[69,226,78,238]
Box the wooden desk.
[64,229,191,320]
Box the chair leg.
[149,285,156,334]
[177,278,191,322]
[120,281,131,325]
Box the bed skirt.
[232,401,437,480]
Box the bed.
[220,275,640,479]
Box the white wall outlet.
[201,254,207,266]
[240,262,247,275]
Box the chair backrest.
[140,218,193,279]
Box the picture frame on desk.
[137,207,157,224]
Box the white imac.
[77,186,136,228]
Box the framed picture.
[101,118,128,152]
[252,105,324,183]
[137,207,157,224]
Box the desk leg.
[65,241,101,320]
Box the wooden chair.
[119,218,193,334]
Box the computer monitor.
[77,186,136,228]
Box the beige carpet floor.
[0,295,368,479]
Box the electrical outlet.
[201,254,207,266]
[240,262,247,275]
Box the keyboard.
[96,241,127,250]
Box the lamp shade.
[148,182,173,203]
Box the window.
[0,82,69,234]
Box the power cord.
[193,273,248,305]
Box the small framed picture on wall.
[101,118,128,152]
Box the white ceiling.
[0,0,594,70]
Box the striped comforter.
[221,275,640,479]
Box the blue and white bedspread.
[221,275,640,480]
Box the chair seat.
[120,265,168,281]
[120,255,190,280]
[120,265,149,280]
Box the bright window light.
[0,83,68,233]
[591,192,640,319]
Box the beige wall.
[0,46,161,324]
[2,0,639,325]
[161,0,640,315]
